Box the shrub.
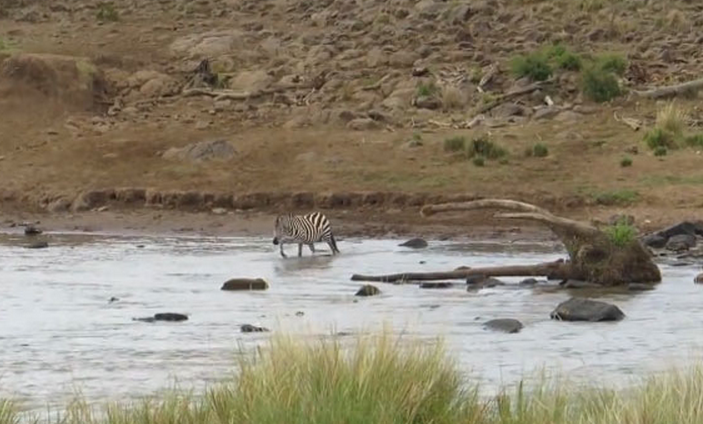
[605,221,637,247]
[656,102,687,137]
[443,136,466,153]
[546,44,583,71]
[531,143,549,157]
[654,146,668,157]
[620,156,633,167]
[472,157,485,167]
[581,65,622,102]
[441,85,467,110]
[595,53,628,76]
[593,189,639,206]
[466,135,507,160]
[96,2,119,22]
[510,52,552,81]
[417,82,438,97]
[685,133,703,148]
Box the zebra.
[272,212,340,258]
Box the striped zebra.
[272,212,340,258]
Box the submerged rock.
[484,318,524,334]
[561,280,602,289]
[627,283,655,291]
[221,278,269,291]
[695,273,703,284]
[355,284,381,297]
[665,234,697,252]
[399,238,428,249]
[25,241,48,249]
[419,282,454,289]
[550,298,625,322]
[24,225,42,236]
[241,324,269,333]
[466,276,505,290]
[133,312,189,323]
[519,278,539,286]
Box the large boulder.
[550,298,625,322]
[665,234,697,252]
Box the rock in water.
[355,284,381,296]
[24,225,42,236]
[25,241,48,249]
[419,282,454,289]
[550,298,625,322]
[241,324,269,333]
[133,313,189,323]
[665,234,697,252]
[484,319,524,334]
[519,278,539,286]
[695,273,703,284]
[221,278,269,291]
[627,283,655,291]
[399,238,428,249]
[641,233,667,249]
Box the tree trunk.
[352,199,662,286]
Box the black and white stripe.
[272,212,340,257]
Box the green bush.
[96,2,119,22]
[654,146,668,157]
[472,157,485,167]
[595,53,628,76]
[644,128,678,151]
[531,143,549,157]
[685,133,703,148]
[510,52,553,81]
[620,156,633,167]
[593,189,639,206]
[417,82,438,97]
[466,135,507,160]
[581,65,622,102]
[605,221,637,247]
[443,136,466,153]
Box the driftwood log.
[351,199,662,287]
[633,77,703,99]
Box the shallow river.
[1,231,702,411]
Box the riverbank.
[2,331,702,424]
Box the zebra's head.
[272,214,293,245]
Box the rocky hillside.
[1,0,703,223]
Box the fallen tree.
[351,199,662,286]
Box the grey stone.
[355,284,381,297]
[162,139,236,162]
[241,324,269,333]
[550,297,625,322]
[399,238,428,248]
[666,234,697,252]
[484,318,524,334]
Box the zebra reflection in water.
[272,212,340,258]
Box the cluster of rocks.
[641,221,703,253]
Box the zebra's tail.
[329,233,340,254]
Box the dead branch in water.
[353,199,661,287]
[351,261,569,283]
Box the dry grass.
[655,102,688,137]
[4,332,703,424]
[441,85,468,110]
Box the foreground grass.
[4,333,703,424]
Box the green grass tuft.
[595,53,628,76]
[466,135,507,160]
[581,65,622,103]
[417,82,439,97]
[96,2,119,22]
[510,52,553,81]
[620,156,633,167]
[604,221,637,247]
[472,156,485,167]
[593,189,639,206]
[685,133,703,148]
[443,136,466,153]
[531,143,549,157]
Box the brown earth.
[1,0,703,239]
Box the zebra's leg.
[298,243,303,257]
[279,242,287,258]
[308,243,315,254]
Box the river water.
[1,231,702,411]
